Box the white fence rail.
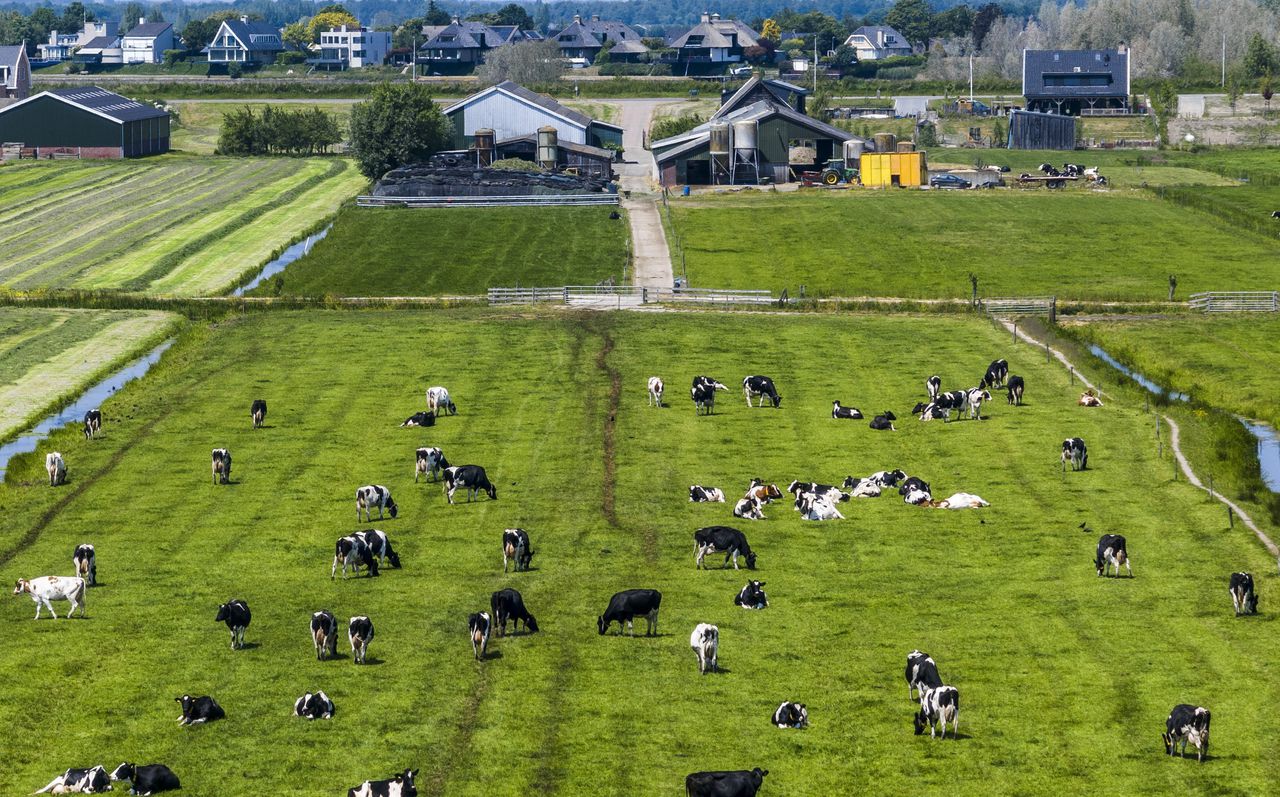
[358,194,619,208]
[488,285,774,307]
[1188,291,1279,312]
[982,296,1057,318]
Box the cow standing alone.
[1229,572,1258,616]
[443,465,497,504]
[742,376,782,408]
[1163,705,1211,762]
[73,544,96,586]
[597,589,661,636]
[13,576,85,619]
[311,610,338,659]
[468,611,491,660]
[690,622,719,674]
[349,616,374,664]
[47,452,67,486]
[211,449,231,485]
[490,588,539,636]
[250,399,267,429]
[214,599,251,649]
[83,409,102,439]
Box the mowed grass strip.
[0,309,1276,795]
[669,190,1280,300]
[258,203,630,296]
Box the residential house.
[0,45,31,102]
[443,80,622,150]
[121,20,174,64]
[73,35,123,66]
[0,86,169,157]
[311,26,391,69]
[207,16,284,65]
[665,12,758,74]
[843,26,912,60]
[1022,47,1130,115]
[37,21,111,61]
[552,15,648,63]
[418,17,534,75]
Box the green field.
[1,309,1275,795]
[171,100,358,155]
[257,204,630,296]
[669,190,1280,300]
[0,156,368,295]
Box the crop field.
[1,309,1276,796]
[0,308,177,441]
[257,204,630,296]
[668,190,1280,300]
[0,157,367,295]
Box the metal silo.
[537,126,558,170]
[709,121,730,184]
[731,119,759,184]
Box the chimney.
[700,11,710,22]
[591,14,600,22]
[451,15,460,24]
[240,15,249,24]
[574,14,581,24]
[1116,41,1128,54]
[711,12,720,21]
[138,16,145,26]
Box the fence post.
[1049,296,1057,325]
[1228,506,1235,529]
[1012,320,1017,345]
[1045,343,1050,364]
[1208,474,1215,501]
[563,287,569,304]
[1069,367,1074,385]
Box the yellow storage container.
[859,151,927,187]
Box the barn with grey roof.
[0,86,170,158]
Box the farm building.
[0,86,169,158]
[1022,47,1130,115]
[444,81,622,151]
[718,76,808,116]
[1008,109,1078,149]
[0,45,31,102]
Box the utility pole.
[969,53,974,102]
[813,35,817,93]
[1222,31,1226,87]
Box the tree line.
[217,106,343,156]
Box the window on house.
[685,35,704,46]
[1042,73,1112,87]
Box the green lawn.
[1,309,1275,795]
[0,156,367,295]
[669,190,1280,300]
[257,204,630,296]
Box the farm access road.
[615,99,675,290]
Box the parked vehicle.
[929,173,972,189]
[820,159,859,186]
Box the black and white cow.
[83,409,102,439]
[175,694,224,725]
[905,650,943,701]
[35,765,112,794]
[597,589,662,636]
[732,496,766,520]
[73,544,96,586]
[867,469,907,489]
[684,768,768,797]
[898,476,931,497]
[210,449,231,485]
[743,375,782,408]
[1163,704,1211,762]
[734,580,768,609]
[468,611,491,660]
[796,493,844,520]
[869,411,897,430]
[250,399,267,429]
[690,622,719,674]
[349,616,374,664]
[913,402,951,422]
[1062,437,1088,471]
[294,690,335,720]
[214,599,251,650]
[46,451,67,487]
[839,477,882,498]
[491,588,539,636]
[1095,534,1131,577]
[347,769,418,797]
[772,701,808,729]
[356,485,398,521]
[981,359,1008,389]
[415,447,449,482]
[1229,572,1258,616]
[692,376,728,415]
[914,685,960,739]
[333,535,380,579]
[354,529,400,569]
[787,481,847,504]
[443,465,497,504]
[311,609,338,659]
[926,375,941,400]
[1006,375,1025,405]
[965,389,992,420]
[648,376,665,407]
[108,763,181,795]
[400,411,436,428]
[695,526,757,570]
[832,401,863,419]
[502,528,534,572]
[690,485,727,503]
[426,386,457,416]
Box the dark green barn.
[0,86,169,158]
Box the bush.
[162,49,184,67]
[228,62,243,79]
[276,51,308,65]
[650,112,705,142]
[67,61,83,74]
[599,62,671,76]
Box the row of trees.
[217,106,343,155]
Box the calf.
[966,389,992,420]
[347,769,418,797]
[35,765,111,794]
[914,685,960,739]
[905,650,943,700]
[690,622,719,674]
[648,376,665,407]
[311,609,338,659]
[832,401,862,419]
[83,409,102,439]
[349,615,374,664]
[742,375,782,408]
[597,588,661,636]
[1062,438,1088,471]
[732,496,765,520]
[1095,534,1131,577]
[1078,389,1104,407]
[690,485,726,503]
[1006,375,1025,405]
[502,528,534,572]
[415,447,449,483]
[175,694,224,725]
[400,411,436,428]
[926,375,941,400]
[1229,572,1258,616]
[214,599,251,649]
[1163,704,1211,762]
[73,544,96,586]
[356,484,398,520]
[491,588,539,636]
[685,768,768,797]
[980,359,1008,389]
[250,399,267,429]
[108,763,180,795]
[869,411,896,430]
[210,448,231,485]
[47,452,67,486]
[355,529,400,569]
[734,580,768,609]
[468,611,491,660]
[426,386,457,416]
[691,376,728,415]
[14,576,85,619]
[444,465,497,504]
[797,494,844,521]
[333,535,380,580]
[772,701,808,729]
[695,526,757,570]
[294,690,335,720]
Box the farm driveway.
[615,99,674,289]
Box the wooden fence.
[357,194,619,208]
[981,296,1057,320]
[1188,291,1280,312]
[488,285,773,307]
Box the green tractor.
[819,159,859,186]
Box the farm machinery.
[814,158,860,186]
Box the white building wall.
[455,91,587,143]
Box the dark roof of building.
[446,81,622,133]
[717,75,809,116]
[0,44,25,69]
[1023,49,1129,97]
[848,25,911,45]
[125,22,173,38]
[49,86,169,122]
[554,16,645,50]
[79,36,121,50]
[667,14,758,49]
[422,20,522,50]
[654,98,855,163]
[219,18,283,52]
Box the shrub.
[162,49,185,67]
[599,62,671,76]
[228,62,243,79]
[276,51,308,65]
[650,112,705,142]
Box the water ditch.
[231,223,331,297]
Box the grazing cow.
[73,544,96,586]
[415,447,449,483]
[797,494,844,520]
[47,452,67,486]
[691,376,728,415]
[690,485,726,503]
[1229,572,1258,616]
[690,622,719,674]
[732,496,765,520]
[966,389,992,420]
[502,528,534,573]
[356,485,398,521]
[333,535,380,580]
[443,465,497,503]
[250,399,267,429]
[648,376,665,407]
[1095,534,1132,577]
[981,359,1009,389]
[175,695,224,725]
[468,611,491,660]
[355,529,400,569]
[926,375,941,400]
[108,763,181,795]
[869,411,897,431]
[491,588,539,636]
[311,610,338,659]
[349,616,374,664]
[597,589,661,636]
[906,650,943,700]
[34,765,112,794]
[935,492,990,509]
[1163,705,1211,762]
[83,409,102,439]
[214,599,251,650]
[426,386,457,416]
[1062,438,1088,471]
[915,685,960,739]
[1006,375,1025,405]
[742,375,782,408]
[400,411,436,428]
[694,526,757,570]
[832,401,863,419]
[684,768,768,797]
[787,481,846,504]
[348,770,418,797]
[1078,390,1104,407]
[210,449,231,485]
[13,576,85,619]
[294,690,335,720]
[734,580,768,609]
[772,701,808,729]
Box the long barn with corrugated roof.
[0,86,169,158]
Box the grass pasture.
[0,156,367,295]
[170,100,358,155]
[1,309,1277,795]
